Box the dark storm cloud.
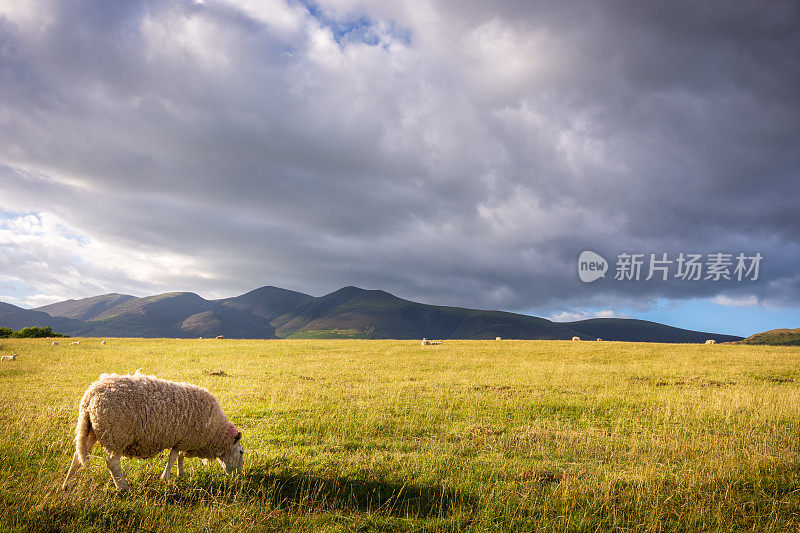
[0,0,798,311]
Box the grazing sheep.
[215,335,225,340]
[572,337,581,341]
[69,341,80,346]
[705,339,716,345]
[101,340,107,345]
[62,372,244,492]
[1,354,17,362]
[496,337,502,341]
[597,338,603,342]
[421,338,430,346]
[52,341,60,346]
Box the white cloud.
[0,0,797,314]
[0,211,220,307]
[548,309,628,322]
[712,294,759,307]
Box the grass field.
[1,338,799,532]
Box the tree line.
[0,326,70,338]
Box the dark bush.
[0,326,69,338]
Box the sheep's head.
[218,428,244,474]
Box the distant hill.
[35,293,135,320]
[564,318,743,344]
[218,286,314,321]
[0,301,86,334]
[269,286,582,340]
[1,285,745,342]
[739,328,800,346]
[86,292,216,337]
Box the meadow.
[0,338,799,532]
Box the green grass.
[286,329,374,339]
[1,338,799,531]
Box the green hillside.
[270,286,584,340]
[0,302,88,335]
[34,293,135,320]
[565,318,743,344]
[740,328,800,346]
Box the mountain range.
[0,285,743,342]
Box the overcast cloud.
[0,0,798,317]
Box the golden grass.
[0,338,799,531]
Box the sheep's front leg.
[106,452,129,492]
[161,449,179,481]
[177,452,185,478]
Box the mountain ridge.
[0,285,744,342]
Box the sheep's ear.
[234,431,242,444]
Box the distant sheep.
[597,338,603,342]
[496,337,502,341]
[1,354,17,362]
[215,335,225,340]
[421,338,442,345]
[62,371,244,492]
[572,337,581,341]
[69,341,80,346]
[101,340,107,345]
[705,339,716,345]
[52,341,60,346]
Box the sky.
[0,0,798,337]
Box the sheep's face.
[218,443,244,474]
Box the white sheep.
[215,335,225,340]
[572,337,581,341]
[421,338,430,346]
[1,354,17,362]
[705,339,716,345]
[101,340,107,345]
[596,338,603,342]
[69,341,80,346]
[62,372,244,492]
[496,337,502,341]
[52,341,60,346]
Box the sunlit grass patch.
[0,338,799,531]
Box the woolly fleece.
[74,372,239,464]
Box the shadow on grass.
[153,466,474,518]
[17,505,148,533]
[7,466,474,532]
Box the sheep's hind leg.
[62,431,98,490]
[106,452,129,492]
[62,452,82,490]
[161,449,179,481]
[177,452,185,478]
